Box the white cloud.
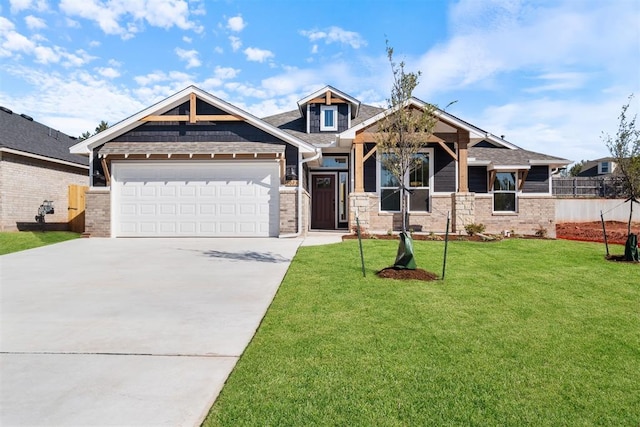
[524,72,590,93]
[182,35,192,43]
[33,45,59,63]
[96,67,120,78]
[134,70,194,87]
[243,47,273,63]
[59,0,200,39]
[9,0,48,13]
[300,26,367,49]
[213,66,239,80]
[175,47,201,68]
[229,35,241,52]
[226,15,245,32]
[0,65,146,137]
[25,15,47,30]
[65,18,80,28]
[213,46,223,54]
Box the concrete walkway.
[0,237,302,427]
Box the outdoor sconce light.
[285,165,298,181]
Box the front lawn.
[0,231,81,255]
[204,238,639,426]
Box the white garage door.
[112,162,279,237]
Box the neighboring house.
[70,85,569,238]
[0,106,89,231]
[576,157,618,177]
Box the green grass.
[0,231,81,255]
[204,239,639,426]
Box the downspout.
[280,147,322,238]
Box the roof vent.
[20,113,34,121]
[0,106,13,114]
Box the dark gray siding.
[433,144,456,193]
[337,104,349,132]
[112,120,283,144]
[364,143,377,192]
[309,104,320,133]
[308,103,349,133]
[469,166,488,193]
[523,165,549,193]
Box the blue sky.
[1,0,638,164]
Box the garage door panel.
[113,162,278,237]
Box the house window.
[379,153,430,212]
[321,155,348,169]
[320,105,338,131]
[599,161,610,174]
[493,171,517,212]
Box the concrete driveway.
[0,237,302,426]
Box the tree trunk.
[629,200,634,236]
[401,187,407,232]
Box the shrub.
[465,223,486,236]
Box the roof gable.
[70,86,317,155]
[297,85,361,119]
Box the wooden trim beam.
[489,170,497,191]
[355,132,446,144]
[308,97,347,104]
[189,93,196,123]
[354,142,364,192]
[326,91,331,105]
[362,145,377,162]
[141,114,242,122]
[436,140,457,161]
[518,170,529,191]
[457,128,470,192]
[101,157,111,186]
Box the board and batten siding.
[433,144,456,193]
[522,165,550,193]
[469,166,488,193]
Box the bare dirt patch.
[556,221,640,245]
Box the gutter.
[280,147,322,238]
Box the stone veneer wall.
[0,152,88,231]
[451,192,475,234]
[349,192,451,233]
[84,189,111,237]
[474,195,557,237]
[279,187,310,236]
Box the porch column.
[354,139,364,192]
[457,128,469,192]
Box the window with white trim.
[379,153,430,212]
[599,161,610,174]
[320,105,338,131]
[492,171,517,212]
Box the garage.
[111,161,279,237]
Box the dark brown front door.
[311,174,335,229]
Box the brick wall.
[0,153,88,231]
[278,187,310,236]
[475,195,557,237]
[349,192,451,233]
[84,189,111,237]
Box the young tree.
[376,43,438,233]
[568,160,586,177]
[602,94,640,234]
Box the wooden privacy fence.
[68,184,88,233]
[553,177,625,198]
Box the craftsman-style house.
[70,85,569,237]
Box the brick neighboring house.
[70,86,570,238]
[0,106,89,231]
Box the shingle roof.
[99,141,285,156]
[469,146,570,166]
[0,107,88,167]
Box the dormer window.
[599,161,610,174]
[320,105,338,131]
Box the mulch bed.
[556,221,640,245]
[376,267,439,281]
